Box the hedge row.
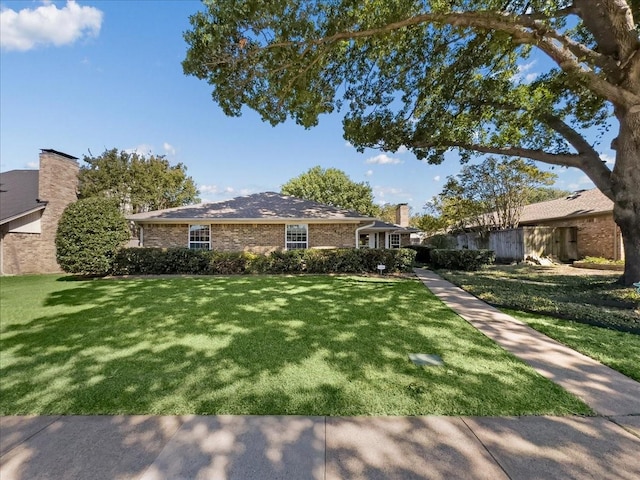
[430,249,495,271]
[112,247,416,275]
[405,245,433,263]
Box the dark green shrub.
[56,198,130,275]
[207,252,250,275]
[405,245,432,263]
[431,249,495,271]
[164,248,210,274]
[112,247,417,275]
[268,250,305,273]
[427,234,457,249]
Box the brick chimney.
[37,149,79,271]
[395,203,409,227]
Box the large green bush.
[430,249,495,271]
[112,247,416,275]
[56,198,130,275]
[405,245,433,263]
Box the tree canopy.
[426,157,557,232]
[183,0,640,284]
[281,166,378,215]
[78,148,200,214]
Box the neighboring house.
[0,149,79,275]
[451,188,623,262]
[127,192,415,252]
[517,188,622,261]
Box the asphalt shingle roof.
[127,192,375,222]
[0,170,43,224]
[519,188,613,224]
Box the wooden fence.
[454,226,578,262]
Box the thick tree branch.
[259,10,640,108]
[411,138,615,198]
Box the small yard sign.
[377,264,386,274]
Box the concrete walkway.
[413,268,640,416]
[1,269,639,479]
[2,414,639,479]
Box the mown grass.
[0,274,590,416]
[506,309,640,382]
[437,265,640,333]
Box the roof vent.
[566,190,585,200]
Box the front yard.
[0,274,590,416]
[437,264,640,382]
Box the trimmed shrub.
[427,234,457,249]
[112,247,417,275]
[431,249,495,271]
[56,198,130,275]
[405,245,433,263]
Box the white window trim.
[285,223,308,250]
[389,233,401,249]
[188,224,211,250]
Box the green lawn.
[437,265,640,332]
[437,265,640,382]
[507,309,640,382]
[0,274,591,416]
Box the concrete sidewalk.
[413,268,640,416]
[1,414,639,479]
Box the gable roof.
[363,220,420,233]
[519,188,613,224]
[127,192,375,223]
[0,170,45,225]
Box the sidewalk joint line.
[460,417,512,480]
[0,415,60,459]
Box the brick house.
[517,189,623,261]
[127,192,415,252]
[0,149,79,274]
[452,188,623,262]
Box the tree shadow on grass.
[1,275,590,416]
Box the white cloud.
[396,145,408,154]
[365,169,373,177]
[345,141,353,148]
[163,142,176,156]
[568,175,595,190]
[365,154,403,165]
[199,185,235,195]
[125,144,154,156]
[26,161,38,169]
[1,1,103,52]
[433,175,441,182]
[601,153,615,166]
[512,61,538,84]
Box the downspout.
[355,222,376,249]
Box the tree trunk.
[611,107,640,286]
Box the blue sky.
[0,1,613,213]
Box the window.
[189,224,211,250]
[389,233,401,249]
[286,224,308,250]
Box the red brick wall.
[2,151,79,274]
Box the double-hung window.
[389,233,401,249]
[189,224,211,250]
[286,224,308,250]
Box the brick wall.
[212,224,284,253]
[140,222,359,252]
[308,224,356,248]
[2,151,79,274]
[524,213,624,260]
[143,224,189,248]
